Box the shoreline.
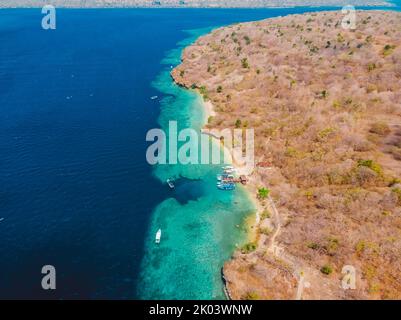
[171,70,265,249]
[170,8,401,299]
[198,96,262,301]
[198,96,262,244]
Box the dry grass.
[172,10,401,299]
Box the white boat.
[150,96,158,100]
[224,169,236,174]
[167,179,175,189]
[0,218,4,223]
[155,229,162,244]
[223,166,236,172]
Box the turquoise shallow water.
[138,29,256,300]
[137,3,401,299]
[2,7,400,299]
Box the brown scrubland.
[172,10,401,300]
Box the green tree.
[241,242,257,254]
[235,119,242,128]
[241,58,249,69]
[257,187,270,199]
[320,265,333,275]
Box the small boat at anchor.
[166,179,175,189]
[150,96,158,100]
[155,229,162,244]
[217,174,234,181]
[222,166,236,174]
[0,218,4,223]
[217,182,235,191]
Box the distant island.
[0,0,393,8]
[172,10,401,299]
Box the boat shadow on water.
[166,176,205,205]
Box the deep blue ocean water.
[0,5,399,299]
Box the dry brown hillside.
[172,10,401,299]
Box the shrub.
[357,159,383,176]
[244,35,251,45]
[320,90,329,99]
[327,238,339,252]
[332,100,341,109]
[383,44,396,56]
[307,242,320,250]
[367,62,376,72]
[243,291,260,300]
[260,210,271,219]
[355,240,379,255]
[259,227,271,236]
[241,58,250,69]
[241,242,257,254]
[337,33,345,43]
[285,147,299,157]
[355,240,366,255]
[318,127,335,140]
[320,265,333,275]
[199,86,208,100]
[216,85,223,93]
[304,190,314,200]
[365,35,373,43]
[370,122,390,136]
[235,119,242,128]
[388,177,400,187]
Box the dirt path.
[264,194,307,300]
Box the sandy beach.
[203,100,216,121]
[199,96,263,237]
